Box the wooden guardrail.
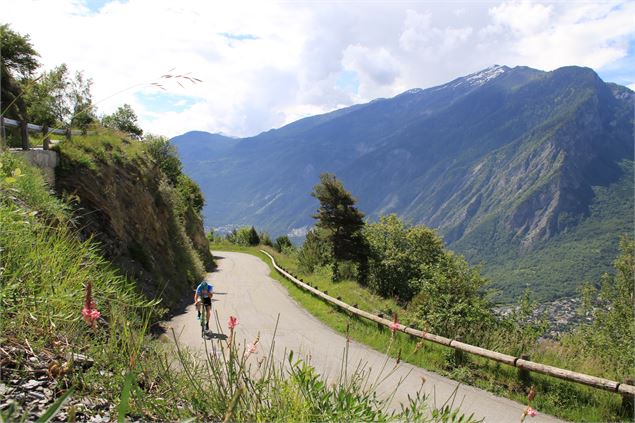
[260,250,635,398]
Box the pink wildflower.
[247,343,257,354]
[389,313,400,333]
[227,316,239,330]
[81,307,92,323]
[526,407,537,417]
[81,282,100,329]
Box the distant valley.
[172,65,634,303]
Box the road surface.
[166,251,564,423]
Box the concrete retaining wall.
[10,149,59,186]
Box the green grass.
[0,151,162,420]
[0,153,481,422]
[211,243,628,422]
[52,128,148,171]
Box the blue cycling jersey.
[196,282,213,298]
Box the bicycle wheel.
[201,304,207,338]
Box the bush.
[274,235,293,253]
[364,215,444,302]
[259,231,273,247]
[232,226,260,246]
[145,134,182,185]
[297,230,329,273]
[176,173,204,213]
[409,252,495,342]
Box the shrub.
[145,134,182,185]
[297,230,329,273]
[233,226,261,246]
[259,231,273,247]
[409,252,495,342]
[275,235,293,253]
[364,214,444,302]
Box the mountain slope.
[173,65,634,302]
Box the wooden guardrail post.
[42,124,50,150]
[454,336,466,365]
[621,378,634,419]
[20,119,29,150]
[518,354,531,387]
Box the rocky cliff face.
[55,142,213,309]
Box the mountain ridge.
[172,64,634,301]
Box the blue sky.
[595,39,635,87]
[2,0,633,137]
[83,0,117,13]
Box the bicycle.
[200,301,211,338]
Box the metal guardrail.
[2,117,78,135]
[260,249,635,397]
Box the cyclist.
[194,280,214,331]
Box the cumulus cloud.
[1,0,633,137]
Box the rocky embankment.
[55,144,214,309]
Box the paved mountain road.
[166,251,564,423]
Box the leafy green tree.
[23,64,95,132]
[146,134,182,185]
[102,104,143,138]
[1,24,39,148]
[68,69,95,132]
[311,173,368,282]
[274,235,293,253]
[364,215,444,301]
[0,24,39,79]
[23,64,69,127]
[226,229,237,244]
[410,252,494,341]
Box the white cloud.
[1,0,633,137]
[490,1,552,35]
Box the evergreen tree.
[311,173,368,282]
[248,226,260,246]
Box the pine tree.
[311,173,368,282]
